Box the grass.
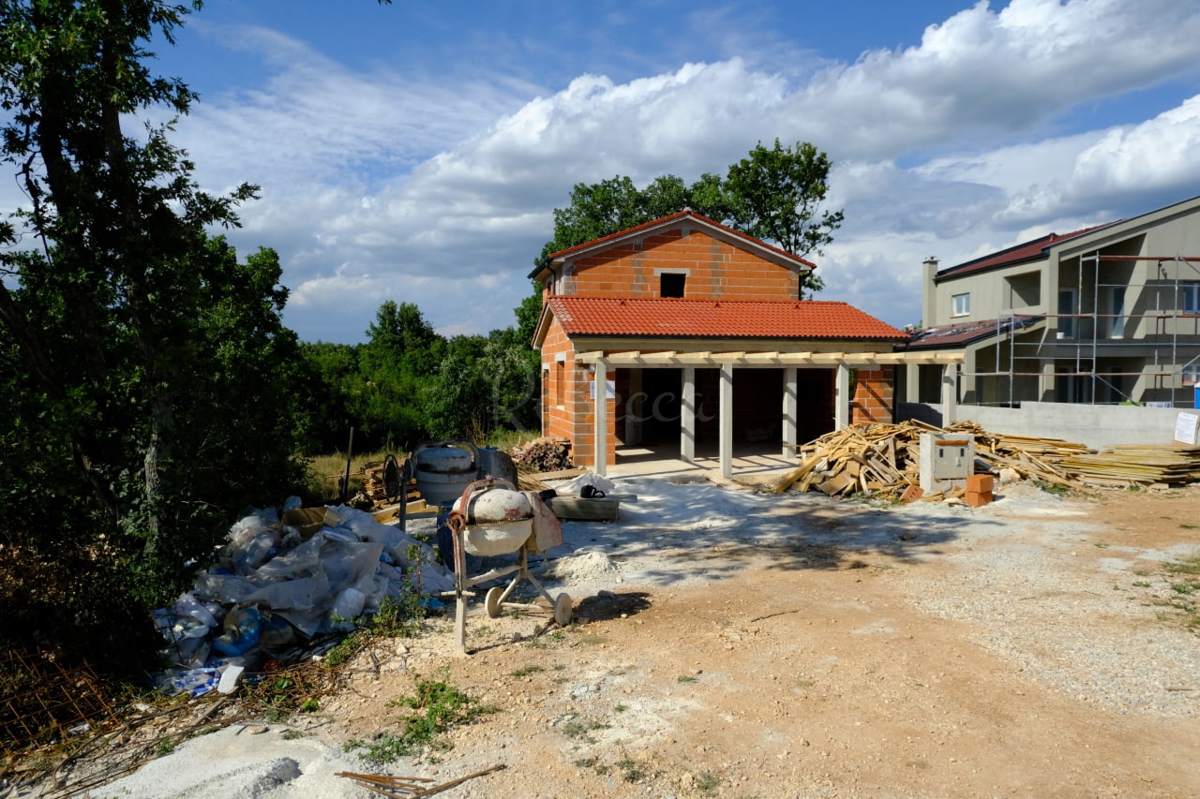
[560,716,610,744]
[1034,480,1071,497]
[615,754,647,783]
[696,771,721,793]
[676,674,698,683]
[323,587,427,668]
[345,669,493,764]
[1136,555,1200,631]
[510,665,545,678]
[526,630,566,650]
[302,449,397,502]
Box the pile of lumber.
[511,437,573,472]
[1058,445,1200,487]
[361,459,415,504]
[773,420,1089,500]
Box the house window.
[1182,283,1200,314]
[1058,288,1078,339]
[660,273,686,298]
[1183,363,1200,387]
[951,293,970,317]
[553,357,565,408]
[1104,286,1126,338]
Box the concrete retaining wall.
[897,401,1193,452]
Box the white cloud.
[162,1,1200,341]
[787,0,1200,158]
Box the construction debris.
[1057,445,1200,487]
[773,420,1089,500]
[361,456,413,504]
[510,437,573,472]
[336,764,506,797]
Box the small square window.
[660,273,686,298]
[951,292,970,317]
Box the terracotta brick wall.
[539,314,617,467]
[560,230,802,301]
[851,367,894,425]
[539,316,574,441]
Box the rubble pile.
[775,420,1088,500]
[510,437,573,472]
[151,501,454,698]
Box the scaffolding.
[964,253,1200,408]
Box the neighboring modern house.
[904,195,1200,408]
[529,211,959,475]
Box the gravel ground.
[48,477,1200,798]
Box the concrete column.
[941,363,959,425]
[681,366,696,464]
[593,360,608,477]
[782,367,798,456]
[835,362,851,429]
[1040,359,1056,402]
[906,362,920,403]
[921,257,939,328]
[719,362,734,478]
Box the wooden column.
[719,362,734,478]
[782,367,798,456]
[681,366,696,464]
[593,359,608,476]
[835,362,851,429]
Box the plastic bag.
[212,606,263,656]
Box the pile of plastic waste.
[151,499,455,698]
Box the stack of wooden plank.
[361,460,418,505]
[1058,445,1200,488]
[773,420,1089,500]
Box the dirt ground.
[279,484,1200,799]
[67,481,1200,799]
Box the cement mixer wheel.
[554,592,573,626]
[485,587,504,618]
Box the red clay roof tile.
[546,296,909,341]
[937,224,1113,280]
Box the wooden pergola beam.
[573,349,964,366]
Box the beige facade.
[913,195,1200,407]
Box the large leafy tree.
[355,301,445,449]
[539,174,731,260]
[725,139,844,293]
[537,141,842,298]
[0,0,304,599]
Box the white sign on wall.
[1174,411,1199,445]
[588,380,616,400]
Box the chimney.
[921,257,939,329]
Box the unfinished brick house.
[530,211,958,475]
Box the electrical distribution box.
[919,432,975,493]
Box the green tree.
[0,1,304,599]
[725,139,843,295]
[537,142,842,298]
[354,301,445,449]
[296,341,363,454]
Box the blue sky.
[138,0,1200,343]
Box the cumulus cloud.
[163,0,1200,340]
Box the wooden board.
[546,495,620,521]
